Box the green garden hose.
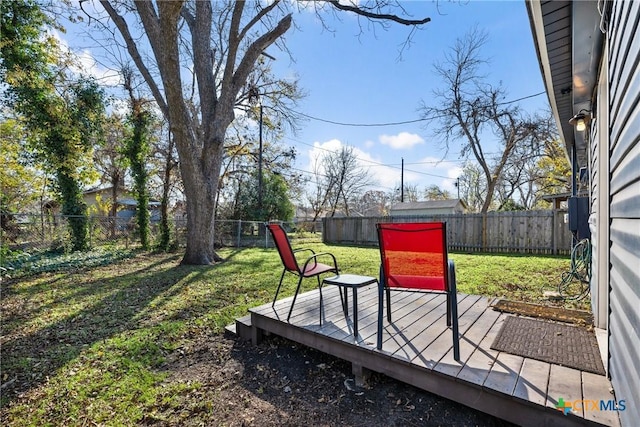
[558,238,591,300]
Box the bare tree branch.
[325,0,430,25]
[100,0,168,117]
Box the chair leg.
[273,269,287,307]
[386,287,392,322]
[451,292,460,361]
[377,279,384,350]
[448,260,460,361]
[319,280,324,326]
[287,276,305,322]
[446,292,452,327]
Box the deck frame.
[243,285,619,427]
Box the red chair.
[267,223,339,321]
[376,222,460,360]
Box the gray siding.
[608,1,640,424]
[589,106,601,321]
[590,47,610,331]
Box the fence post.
[237,220,242,248]
[552,210,558,255]
[482,213,488,252]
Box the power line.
[291,91,546,127]
[283,166,397,192]
[283,136,455,179]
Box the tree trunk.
[179,134,225,265]
[110,177,119,238]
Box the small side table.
[321,274,378,337]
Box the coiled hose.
[558,238,591,300]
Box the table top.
[322,274,378,287]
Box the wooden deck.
[238,284,620,427]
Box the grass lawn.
[0,243,582,425]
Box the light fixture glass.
[569,111,591,132]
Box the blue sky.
[270,0,550,196]
[59,1,549,199]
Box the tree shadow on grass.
[0,253,195,408]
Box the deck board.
[245,288,619,427]
[582,372,621,426]
[513,357,551,406]
[413,295,485,370]
[482,351,524,395]
[455,308,502,385]
[546,364,584,417]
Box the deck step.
[225,314,253,340]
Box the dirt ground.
[156,332,516,427]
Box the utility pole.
[256,51,275,220]
[401,157,404,203]
[258,103,263,218]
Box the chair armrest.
[293,248,316,256]
[293,248,316,267]
[301,251,339,272]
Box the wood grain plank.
[373,293,446,351]
[290,282,378,325]
[435,301,500,378]
[513,358,550,406]
[329,291,424,347]
[377,293,455,357]
[409,295,486,370]
[546,364,584,418]
[314,284,382,343]
[345,290,419,343]
[582,372,621,427]
[482,352,524,395]
[384,294,475,363]
[454,308,503,385]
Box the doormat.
[491,316,605,375]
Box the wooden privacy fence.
[322,210,572,254]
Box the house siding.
[607,1,640,424]
[589,43,610,332]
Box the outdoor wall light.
[569,111,591,132]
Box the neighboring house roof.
[390,199,467,211]
[525,1,604,170]
[118,198,161,208]
[82,187,117,196]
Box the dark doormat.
[491,315,605,375]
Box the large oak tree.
[97,0,430,264]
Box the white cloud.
[405,156,463,193]
[379,132,425,149]
[50,30,121,87]
[305,139,403,191]
[307,139,343,171]
[74,49,122,87]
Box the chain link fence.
[1,214,322,254]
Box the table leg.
[343,287,348,316]
[353,288,358,337]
